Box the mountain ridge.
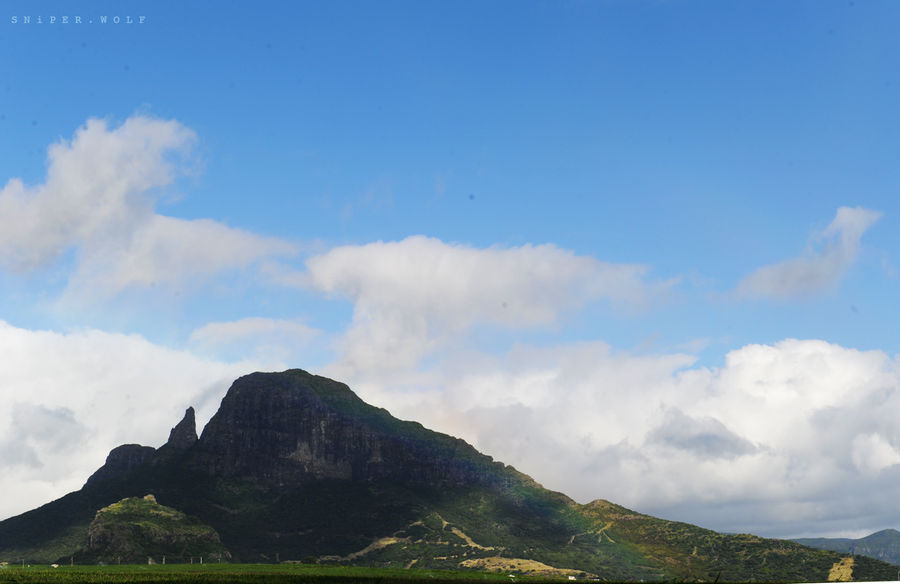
[793,529,900,567]
[185,370,533,490]
[0,368,895,581]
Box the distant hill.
[0,369,896,581]
[794,529,900,566]
[79,494,229,565]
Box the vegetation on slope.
[77,495,228,565]
[0,563,557,584]
[575,499,898,582]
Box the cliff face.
[85,407,197,486]
[83,370,527,493]
[85,444,156,487]
[165,407,198,451]
[188,370,527,490]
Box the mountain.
[0,369,895,581]
[794,529,900,566]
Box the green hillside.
[77,495,229,565]
[576,500,897,582]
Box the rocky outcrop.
[188,370,527,490]
[84,370,526,492]
[85,407,198,486]
[82,494,229,564]
[165,407,198,450]
[85,444,156,487]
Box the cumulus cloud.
[0,320,265,521]
[736,206,882,299]
[0,116,295,299]
[347,338,900,538]
[0,116,192,271]
[68,215,294,297]
[300,236,674,378]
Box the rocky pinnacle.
[166,407,198,450]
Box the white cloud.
[0,320,264,521]
[68,215,295,298]
[190,317,319,345]
[0,116,295,300]
[302,236,674,378]
[736,206,882,299]
[189,317,320,363]
[0,116,191,271]
[851,433,900,475]
[646,408,757,459]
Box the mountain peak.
[866,528,900,537]
[190,369,525,490]
[165,407,197,450]
[84,443,156,487]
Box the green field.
[0,563,570,584]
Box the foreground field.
[0,563,567,584]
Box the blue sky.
[1,0,899,539]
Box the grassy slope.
[575,499,898,582]
[78,495,228,564]
[0,491,112,564]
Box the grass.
[0,563,574,584]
